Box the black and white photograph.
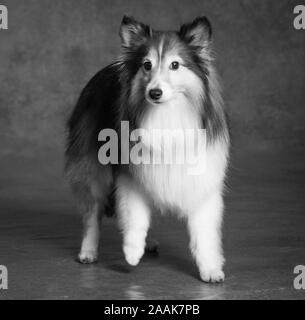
[0,0,305,302]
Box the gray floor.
[0,144,305,299]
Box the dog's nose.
[149,88,163,101]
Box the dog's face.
[120,16,213,110]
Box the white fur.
[78,204,100,263]
[188,191,225,282]
[117,104,228,282]
[117,44,229,282]
[116,175,151,266]
[117,136,228,281]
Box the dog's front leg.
[116,176,151,266]
[187,191,225,282]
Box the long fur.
[65,16,230,282]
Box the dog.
[65,15,230,282]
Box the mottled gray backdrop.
[0,0,304,156]
[1,0,305,300]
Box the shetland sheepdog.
[65,16,230,282]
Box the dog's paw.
[199,269,225,283]
[77,250,98,264]
[145,239,159,253]
[123,245,144,266]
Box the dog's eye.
[143,61,152,71]
[170,61,180,70]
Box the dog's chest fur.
[132,141,227,215]
[129,100,228,215]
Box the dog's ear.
[179,16,212,49]
[120,15,151,48]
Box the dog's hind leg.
[116,175,151,266]
[66,161,113,264]
[77,166,113,263]
[78,202,101,263]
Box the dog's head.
[119,16,213,108]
